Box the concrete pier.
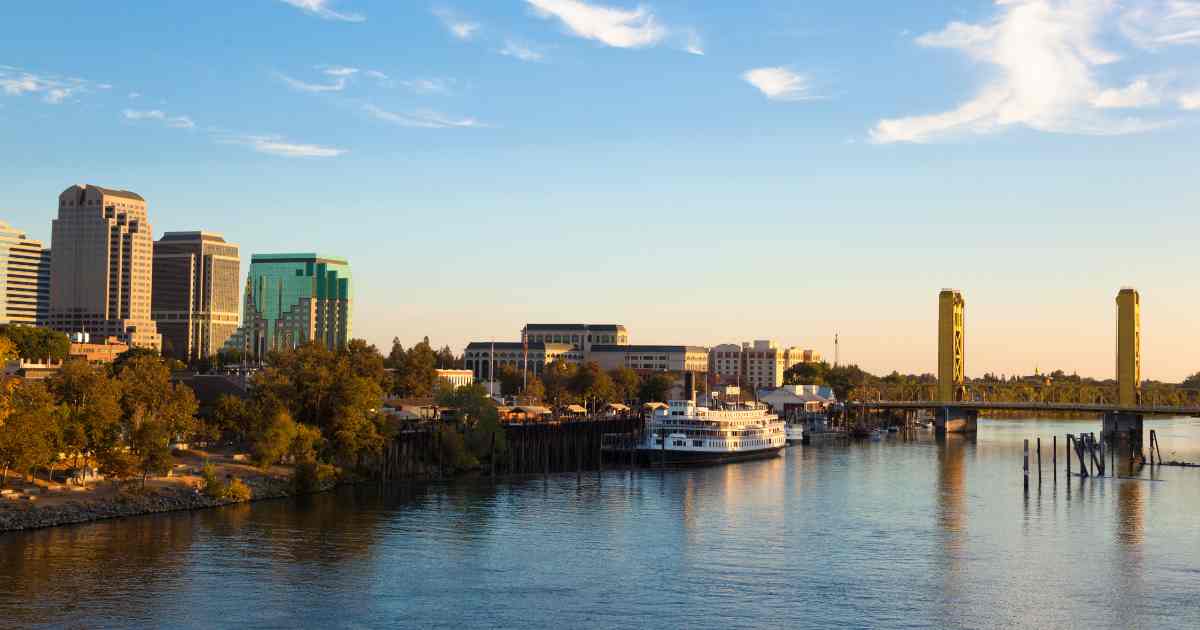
[935,407,978,434]
[1102,412,1143,449]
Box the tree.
[0,337,15,362]
[0,380,61,485]
[1183,372,1200,389]
[210,394,253,445]
[392,338,438,398]
[118,355,199,484]
[345,339,390,390]
[386,338,405,368]
[111,347,161,375]
[47,360,123,476]
[541,359,578,408]
[570,362,616,409]
[522,376,546,402]
[496,364,525,397]
[609,367,640,403]
[0,326,70,362]
[639,372,675,404]
[436,345,461,369]
[251,408,299,469]
[785,361,828,386]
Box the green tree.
[435,345,461,369]
[570,362,616,409]
[0,326,70,362]
[117,355,199,484]
[639,373,675,404]
[392,337,438,398]
[541,359,578,408]
[609,367,640,403]
[0,380,62,485]
[496,364,525,397]
[47,360,123,476]
[345,339,390,391]
[522,376,546,402]
[250,408,299,469]
[111,347,162,375]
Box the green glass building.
[228,253,352,357]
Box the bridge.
[856,288,1194,450]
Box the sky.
[2,0,1199,381]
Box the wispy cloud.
[1120,0,1200,48]
[684,30,705,55]
[364,70,393,87]
[123,109,196,129]
[363,104,484,128]
[1092,78,1162,108]
[232,134,347,158]
[871,1,1171,144]
[279,73,348,93]
[279,0,364,23]
[1181,90,1200,109]
[499,40,546,62]
[0,68,87,104]
[433,6,480,41]
[742,67,816,101]
[320,65,359,77]
[525,0,667,49]
[399,78,455,94]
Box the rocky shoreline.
[0,475,339,533]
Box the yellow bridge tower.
[938,289,966,403]
[1116,288,1141,407]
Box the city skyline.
[2,1,1198,380]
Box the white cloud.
[128,92,141,99]
[742,67,816,101]
[239,134,347,157]
[525,0,667,49]
[320,65,359,77]
[399,78,455,94]
[1120,0,1200,47]
[279,73,347,92]
[872,1,1169,144]
[1181,90,1200,109]
[684,30,704,56]
[433,7,480,41]
[0,69,86,104]
[499,40,546,62]
[364,70,393,87]
[363,104,483,128]
[1092,78,1162,108]
[123,109,196,129]
[279,0,364,23]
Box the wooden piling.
[1066,435,1071,478]
[1023,439,1029,492]
[1053,435,1057,483]
[1037,437,1042,486]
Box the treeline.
[385,336,677,408]
[0,354,197,488]
[0,326,71,363]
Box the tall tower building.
[938,289,965,402]
[0,220,50,326]
[47,185,161,349]
[152,231,241,361]
[1116,288,1141,407]
[227,253,352,358]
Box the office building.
[152,231,241,361]
[227,253,352,357]
[46,185,161,349]
[463,341,576,381]
[435,368,474,390]
[0,220,50,325]
[591,344,709,373]
[521,323,627,359]
[709,340,821,390]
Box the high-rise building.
[47,185,160,349]
[151,231,241,361]
[709,340,819,390]
[0,220,50,326]
[227,253,352,357]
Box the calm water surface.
[3,418,1200,629]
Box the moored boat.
[639,400,786,465]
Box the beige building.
[710,340,821,390]
[0,220,50,326]
[521,324,627,359]
[152,231,241,361]
[435,368,474,390]
[47,185,160,349]
[463,341,578,381]
[590,344,709,373]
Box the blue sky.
[2,1,1199,380]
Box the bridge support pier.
[935,407,978,434]
[1102,412,1143,456]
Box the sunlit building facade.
[0,220,50,326]
[152,231,241,361]
[227,253,352,357]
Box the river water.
[3,418,1199,629]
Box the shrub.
[200,463,252,501]
[292,461,337,493]
[225,478,252,501]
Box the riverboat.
[639,400,786,465]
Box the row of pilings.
[376,415,645,482]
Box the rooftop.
[465,341,575,351]
[251,253,349,265]
[591,344,708,353]
[524,323,626,332]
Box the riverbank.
[0,449,339,533]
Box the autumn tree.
[609,367,641,404]
[117,355,199,484]
[0,380,62,485]
[47,360,123,477]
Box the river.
[3,417,1199,629]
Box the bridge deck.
[853,401,1200,416]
